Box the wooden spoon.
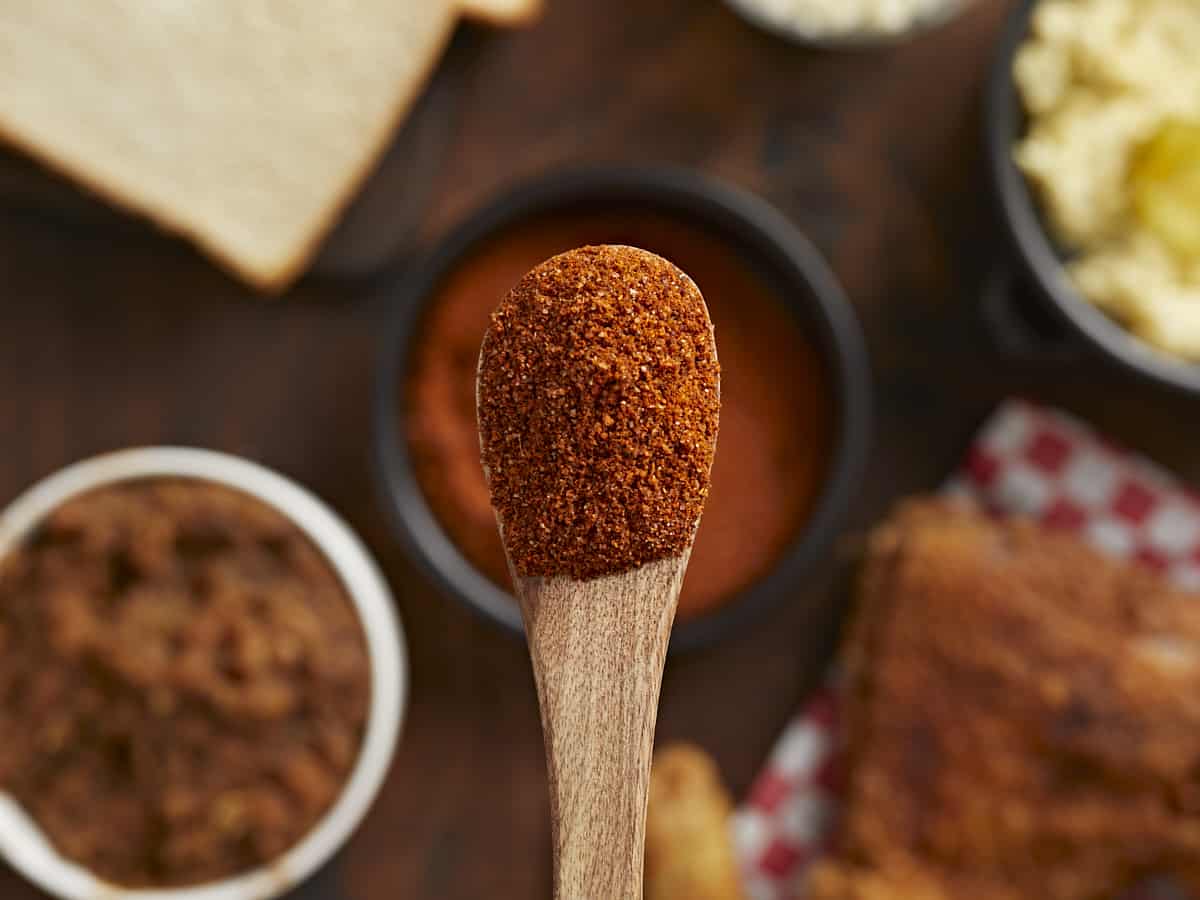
[477,246,719,899]
[512,556,691,898]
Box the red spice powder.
[477,245,720,580]
[406,211,831,619]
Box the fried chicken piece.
[810,499,1200,900]
[645,744,746,900]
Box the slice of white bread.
[459,0,545,26]
[0,1,462,291]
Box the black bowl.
[986,0,1200,395]
[374,166,872,652]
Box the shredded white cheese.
[735,0,962,37]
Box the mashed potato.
[1014,0,1200,360]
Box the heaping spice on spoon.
[478,245,719,900]
[477,244,720,580]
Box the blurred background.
[2,0,1199,898]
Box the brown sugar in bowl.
[375,168,872,652]
[0,448,406,900]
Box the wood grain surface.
[2,1,1200,898]
[517,559,685,900]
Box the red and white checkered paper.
[733,399,1200,900]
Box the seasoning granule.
[477,244,720,580]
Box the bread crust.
[0,4,461,293]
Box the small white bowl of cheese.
[724,0,974,47]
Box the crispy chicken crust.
[810,499,1200,900]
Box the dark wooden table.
[2,1,1197,897]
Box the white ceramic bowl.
[0,448,407,900]
[724,0,973,47]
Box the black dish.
[986,0,1200,395]
[374,166,872,653]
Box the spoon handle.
[517,557,686,900]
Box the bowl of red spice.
[375,167,871,651]
[0,448,406,900]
